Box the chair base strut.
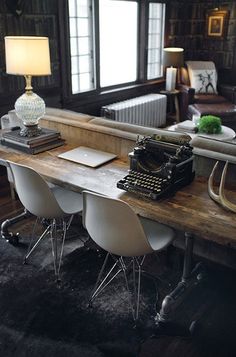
[24,215,74,282]
[88,253,146,322]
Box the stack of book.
[1,127,64,154]
[175,120,197,134]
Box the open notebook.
[58,146,117,168]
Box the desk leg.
[1,209,31,245]
[155,232,203,325]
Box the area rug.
[1,217,236,357]
[0,219,163,357]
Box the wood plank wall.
[166,0,236,70]
[0,0,62,118]
[0,0,235,119]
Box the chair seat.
[83,190,176,321]
[52,186,83,215]
[139,216,174,251]
[7,161,84,280]
[187,103,236,127]
[194,94,227,104]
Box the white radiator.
[101,93,167,128]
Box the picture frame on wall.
[206,9,229,38]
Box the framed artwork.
[206,10,229,38]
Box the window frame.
[69,0,96,94]
[147,2,166,80]
[58,0,166,106]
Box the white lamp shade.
[5,36,51,76]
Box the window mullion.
[68,0,96,94]
[75,0,80,92]
[93,0,101,90]
[147,2,165,80]
[139,0,148,82]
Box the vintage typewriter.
[117,133,195,200]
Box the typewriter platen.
[117,134,195,200]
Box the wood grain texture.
[1,142,236,248]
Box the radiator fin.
[101,94,167,128]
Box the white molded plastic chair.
[1,112,22,200]
[83,190,175,321]
[7,161,83,280]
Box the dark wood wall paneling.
[0,0,62,118]
[166,0,236,73]
[0,0,236,119]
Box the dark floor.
[0,166,236,357]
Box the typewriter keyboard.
[117,170,172,200]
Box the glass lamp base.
[20,125,42,137]
[15,90,45,137]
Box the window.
[68,0,95,94]
[147,2,165,80]
[67,0,165,95]
[99,0,138,87]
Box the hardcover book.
[175,120,197,133]
[2,134,61,148]
[2,127,60,145]
[1,138,65,155]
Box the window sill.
[100,79,165,95]
[62,79,165,115]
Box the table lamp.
[4,36,51,137]
[163,47,184,92]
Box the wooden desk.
[1,143,236,326]
[1,143,235,248]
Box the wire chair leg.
[24,215,73,280]
[136,262,141,321]
[27,217,40,253]
[24,223,51,263]
[66,215,74,231]
[57,219,67,278]
[90,252,110,300]
[134,256,145,321]
[50,218,66,281]
[50,219,59,279]
[90,259,121,302]
[89,254,147,322]
[132,258,137,314]
[120,257,135,321]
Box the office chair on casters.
[82,191,175,321]
[7,161,83,281]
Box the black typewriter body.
[117,135,195,200]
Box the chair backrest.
[180,66,191,86]
[185,61,218,94]
[82,191,153,257]
[8,161,64,219]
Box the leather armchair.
[178,63,236,129]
